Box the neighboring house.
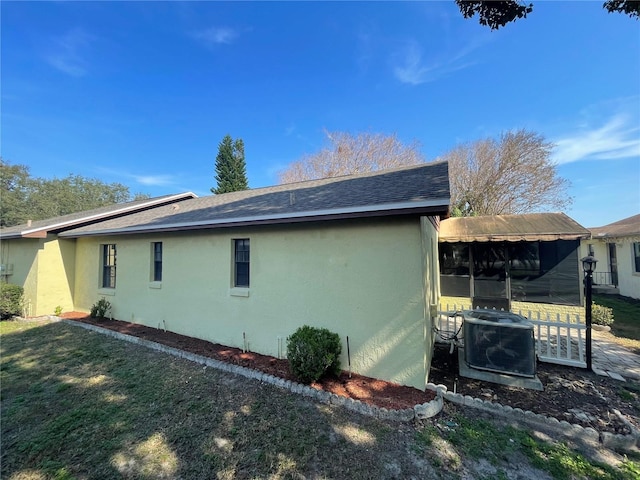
[582,214,640,300]
[0,193,197,316]
[0,162,450,390]
[438,213,591,318]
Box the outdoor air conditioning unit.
[463,310,536,377]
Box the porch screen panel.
[472,243,506,298]
[509,240,580,305]
[439,243,470,297]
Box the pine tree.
[211,135,249,194]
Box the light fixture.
[581,255,597,275]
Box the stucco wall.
[616,238,640,299]
[0,236,76,316]
[73,217,436,389]
[581,238,640,300]
[35,236,76,315]
[0,238,40,316]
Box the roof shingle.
[60,162,450,237]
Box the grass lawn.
[1,319,637,480]
[594,294,640,352]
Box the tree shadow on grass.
[1,320,452,480]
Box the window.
[634,242,640,274]
[234,239,250,287]
[152,242,162,282]
[102,244,116,288]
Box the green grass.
[593,294,640,353]
[417,414,638,480]
[2,319,637,480]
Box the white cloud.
[553,112,640,165]
[133,174,176,187]
[45,28,94,77]
[192,27,239,46]
[392,39,479,86]
[95,167,178,188]
[393,42,428,85]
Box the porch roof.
[439,213,590,243]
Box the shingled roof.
[589,214,640,239]
[439,212,590,243]
[60,161,450,238]
[0,192,196,239]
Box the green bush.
[90,298,112,319]
[287,325,342,384]
[592,302,614,326]
[0,283,24,319]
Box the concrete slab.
[458,348,544,391]
[607,371,626,382]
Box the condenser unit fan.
[463,310,536,377]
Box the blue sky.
[2,1,639,228]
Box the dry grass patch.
[1,319,636,480]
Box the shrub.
[90,298,112,319]
[54,305,63,316]
[592,302,614,326]
[0,283,23,319]
[287,325,342,384]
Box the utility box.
[0,264,14,275]
[463,310,536,377]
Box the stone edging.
[425,382,640,451]
[61,319,443,422]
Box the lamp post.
[581,255,597,371]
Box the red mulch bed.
[60,312,435,411]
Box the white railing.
[436,305,586,368]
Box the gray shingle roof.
[0,192,196,239]
[60,161,450,237]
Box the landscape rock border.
[42,318,637,450]
[425,382,640,451]
[61,319,441,422]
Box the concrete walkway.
[592,329,640,382]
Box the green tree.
[456,0,639,30]
[211,135,249,194]
[0,158,149,228]
[0,159,34,227]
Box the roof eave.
[6,192,196,239]
[439,233,591,243]
[60,198,450,238]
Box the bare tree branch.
[443,129,572,216]
[278,130,425,184]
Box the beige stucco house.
[0,162,450,390]
[582,214,640,300]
